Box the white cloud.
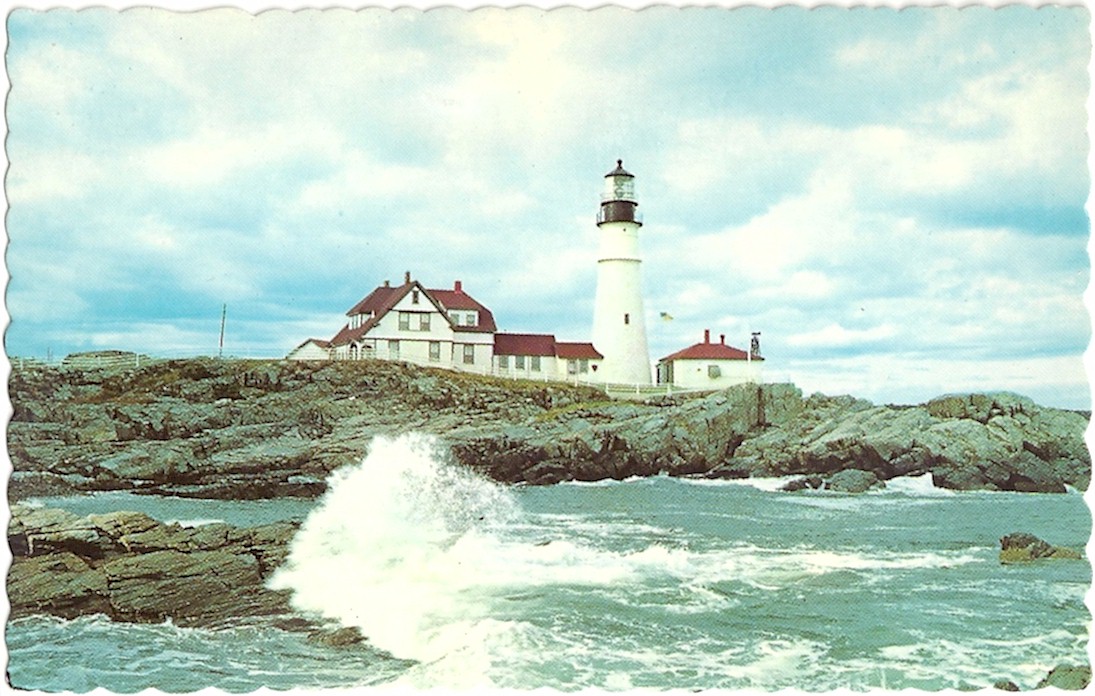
[787,322,898,349]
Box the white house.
[656,330,763,389]
[287,273,498,374]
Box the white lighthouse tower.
[591,160,652,385]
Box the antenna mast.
[218,303,227,358]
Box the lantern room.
[598,159,642,226]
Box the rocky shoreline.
[7,358,1089,688]
[8,358,1091,500]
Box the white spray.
[268,433,523,685]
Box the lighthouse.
[591,160,652,385]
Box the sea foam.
[269,433,522,684]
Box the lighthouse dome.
[605,159,634,178]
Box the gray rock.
[309,626,366,647]
[999,532,1082,564]
[781,475,823,492]
[8,506,298,627]
[825,469,883,493]
[7,551,112,619]
[1037,664,1091,690]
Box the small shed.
[287,338,333,361]
[656,330,763,389]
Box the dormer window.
[450,311,477,326]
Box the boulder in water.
[1037,664,1091,690]
[999,532,1082,564]
[825,468,883,493]
[780,475,823,492]
[309,626,366,647]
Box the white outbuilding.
[656,330,763,389]
[287,338,333,361]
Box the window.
[412,290,420,304]
[516,355,525,369]
[389,340,400,359]
[499,355,509,368]
[567,359,578,375]
[398,312,410,331]
[530,356,541,372]
[465,312,477,326]
[708,364,722,378]
[462,344,475,364]
[419,314,431,331]
[429,341,441,362]
[579,359,589,373]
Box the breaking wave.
[268,433,1029,689]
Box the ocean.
[7,434,1090,691]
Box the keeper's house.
[287,272,602,380]
[655,329,763,389]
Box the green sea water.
[7,434,1090,691]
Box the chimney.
[383,279,390,287]
[704,329,710,344]
[454,280,463,293]
[404,270,411,285]
[720,334,725,345]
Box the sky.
[4,5,1091,409]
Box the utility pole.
[218,303,227,358]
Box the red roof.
[332,284,407,346]
[660,341,761,363]
[330,323,368,347]
[346,285,405,317]
[555,342,603,359]
[332,279,498,346]
[494,333,557,356]
[427,287,498,333]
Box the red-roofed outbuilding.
[656,329,764,389]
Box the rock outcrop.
[998,532,1083,564]
[1036,665,1091,690]
[8,358,605,500]
[7,359,1090,498]
[450,387,1089,493]
[7,504,297,627]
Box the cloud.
[5,7,1088,409]
[787,322,898,349]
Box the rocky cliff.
[8,358,1090,499]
